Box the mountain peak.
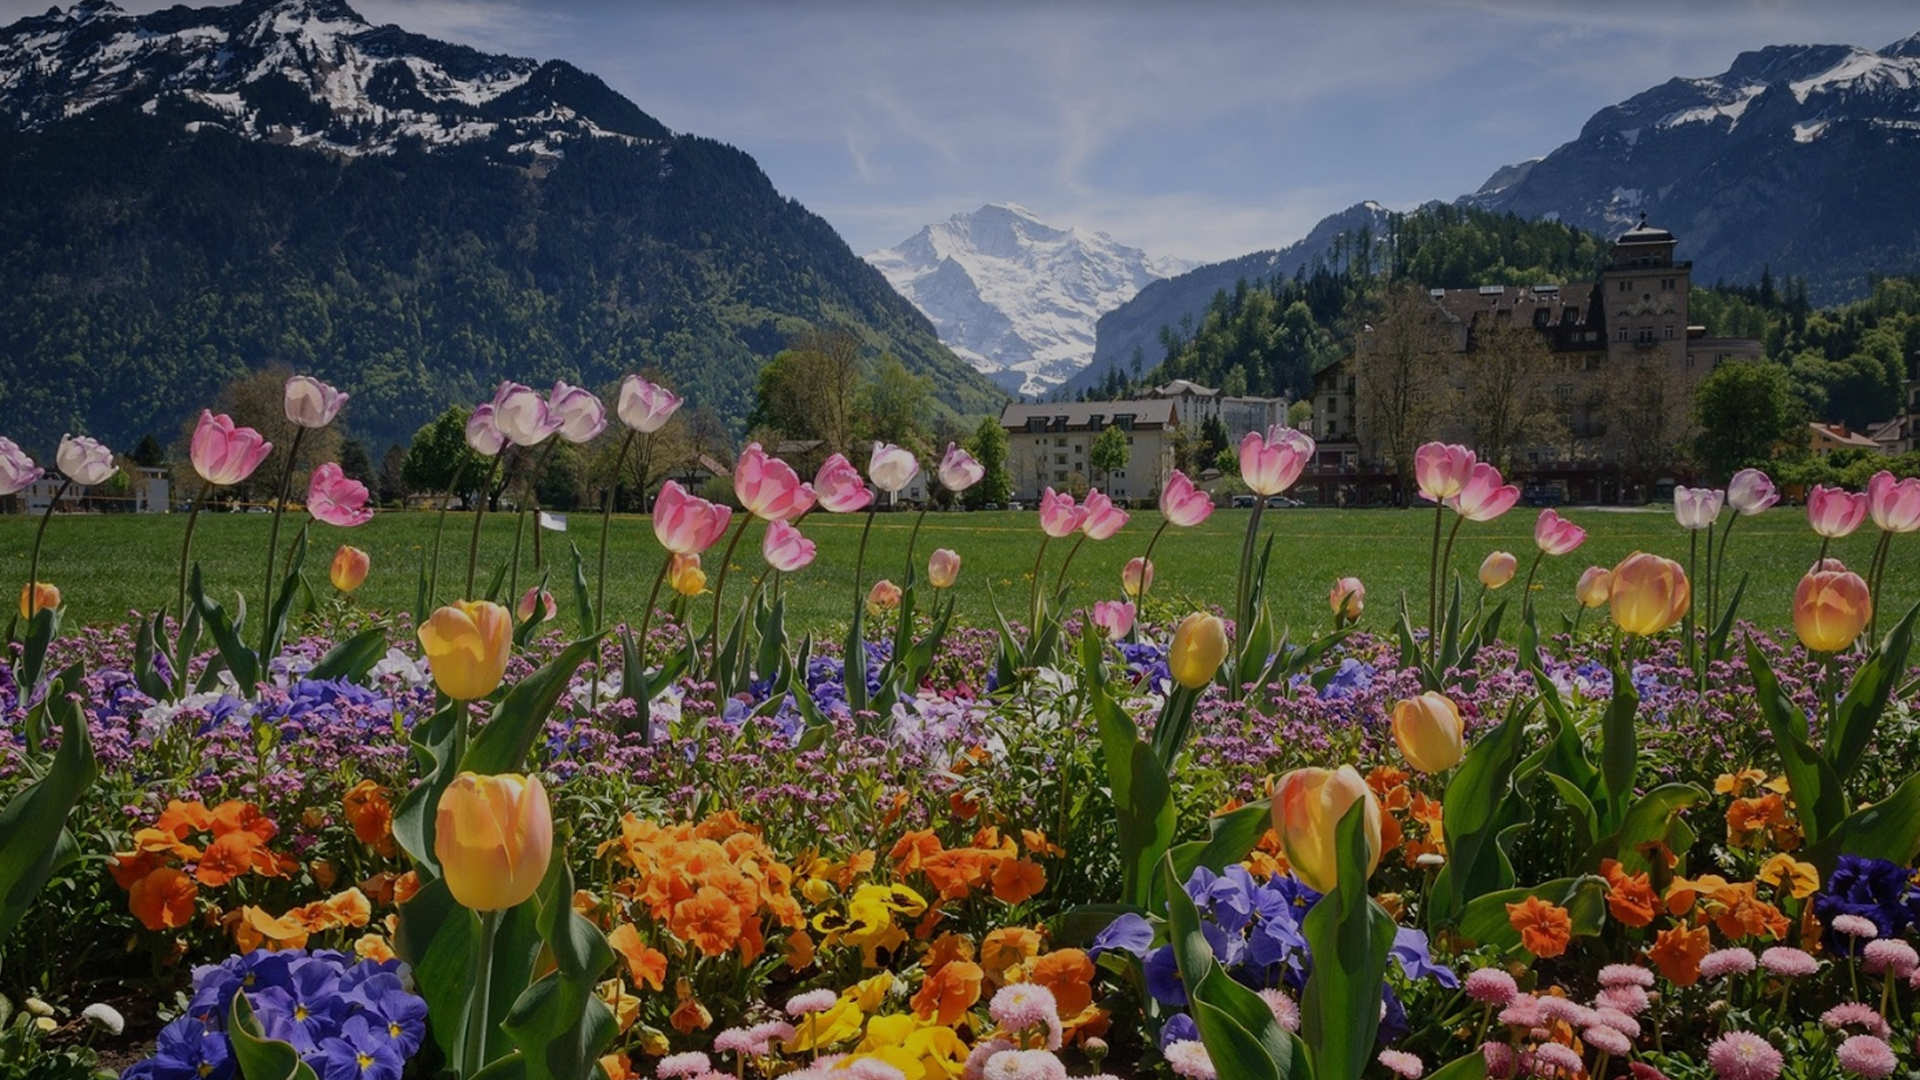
[1883,29,1920,59]
[868,206,1185,397]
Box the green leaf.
[1748,641,1846,845]
[1083,625,1176,910]
[755,594,788,687]
[1827,770,1920,869]
[172,598,202,700]
[1598,656,1640,823]
[1458,876,1608,952]
[17,605,60,701]
[1458,598,1507,671]
[308,626,390,683]
[133,610,169,700]
[0,675,96,947]
[498,827,618,1080]
[1427,1053,1490,1080]
[844,598,868,715]
[1544,774,1598,856]
[258,526,308,667]
[1829,601,1919,784]
[1599,783,1708,875]
[1163,854,1304,1080]
[513,570,553,650]
[568,542,594,640]
[463,636,601,776]
[228,993,320,1080]
[1150,684,1201,766]
[391,699,465,873]
[1707,572,1748,663]
[1169,801,1273,887]
[1433,703,1529,924]
[1395,594,1420,673]
[1299,802,1396,1080]
[190,565,260,694]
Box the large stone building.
[1308,218,1763,503]
[999,400,1178,502]
[1140,379,1286,435]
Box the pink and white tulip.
[465,404,506,457]
[1867,470,1920,534]
[652,480,733,555]
[927,548,961,589]
[866,579,902,613]
[616,375,682,434]
[490,382,559,447]
[812,454,873,513]
[1038,488,1088,538]
[516,587,556,623]
[190,411,273,486]
[56,435,116,486]
[1447,463,1520,522]
[1092,600,1136,641]
[1727,468,1779,516]
[1673,486,1724,530]
[868,442,919,494]
[761,519,817,572]
[1533,508,1586,556]
[307,462,373,527]
[734,444,815,521]
[1159,469,1213,527]
[548,381,607,444]
[1330,577,1364,620]
[0,438,41,496]
[937,443,984,492]
[1414,442,1476,503]
[1122,557,1154,598]
[1807,485,1869,538]
[1239,426,1313,496]
[1080,489,1129,540]
[284,376,348,429]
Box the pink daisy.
[1378,1049,1423,1079]
[1862,939,1919,978]
[1598,964,1655,988]
[1584,1024,1633,1056]
[1822,1002,1893,1038]
[1592,1006,1642,1038]
[1837,1034,1899,1079]
[1832,914,1881,940]
[848,1061,909,1080]
[656,1052,712,1079]
[1258,988,1301,1033]
[1481,1042,1517,1080]
[1707,1031,1784,1080]
[1530,1042,1583,1076]
[1699,947,1757,980]
[1498,996,1547,1028]
[1538,996,1596,1028]
[1465,968,1519,1005]
[785,989,838,1017]
[1595,984,1650,1015]
[988,983,1060,1033]
[1163,1040,1217,1080]
[1758,947,1819,978]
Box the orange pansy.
[1648,923,1712,986]
[1505,896,1573,959]
[1029,949,1096,1019]
[910,958,983,1026]
[990,858,1047,905]
[128,867,198,931]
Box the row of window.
[1616,277,1679,292]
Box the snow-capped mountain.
[0,0,669,160]
[866,203,1192,397]
[1465,29,1920,300]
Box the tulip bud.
[491,382,559,447]
[548,381,607,444]
[1532,508,1586,556]
[465,404,506,457]
[868,443,920,494]
[1390,692,1465,773]
[1807,484,1869,538]
[417,601,513,700]
[1478,551,1517,589]
[433,772,552,912]
[927,548,961,589]
[616,375,683,434]
[330,545,370,593]
[0,437,44,497]
[19,581,59,619]
[284,375,348,429]
[867,579,902,614]
[1608,552,1690,636]
[762,519,818,572]
[307,463,373,527]
[667,553,707,596]
[1239,425,1314,496]
[1449,463,1520,522]
[1168,612,1228,689]
[1868,470,1920,534]
[938,443,985,493]
[1329,576,1364,621]
[1575,566,1611,609]
[516,587,556,624]
[1794,566,1871,654]
[1079,489,1129,540]
[812,454,873,513]
[735,444,815,522]
[1414,442,1476,502]
[1038,488,1087,538]
[1159,469,1214,527]
[1122,557,1154,598]
[56,434,117,486]
[1271,765,1381,893]
[190,411,273,487]
[1726,468,1779,516]
[1091,600,1135,641]
[1673,486,1724,531]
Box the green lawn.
[2,505,1909,636]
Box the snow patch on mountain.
[866,203,1192,397]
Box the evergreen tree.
[965,415,1012,508]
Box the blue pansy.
[1089,912,1155,959]
[1144,945,1187,1006]
[1158,1011,1200,1048]
[313,1015,406,1080]
[347,973,429,1058]
[141,1016,235,1080]
[1816,855,1917,953]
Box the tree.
[1356,286,1452,501]
[1694,360,1803,479]
[1220,365,1248,397]
[861,353,933,448]
[1199,415,1230,469]
[1598,357,1688,488]
[1286,399,1314,429]
[965,415,1012,508]
[748,325,864,452]
[378,445,409,505]
[1088,424,1130,489]
[339,438,374,484]
[1457,318,1561,471]
[402,405,488,506]
[177,366,341,505]
[131,433,166,468]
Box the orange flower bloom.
[195,830,262,887]
[991,858,1047,905]
[785,928,815,971]
[1757,855,1820,900]
[208,801,277,843]
[1649,923,1712,986]
[1505,896,1573,958]
[1020,829,1065,858]
[153,800,213,839]
[109,849,164,890]
[608,924,670,991]
[343,780,397,857]
[924,931,975,975]
[669,997,711,1035]
[325,887,372,928]
[1029,949,1096,1019]
[889,830,943,875]
[354,933,395,963]
[921,850,990,900]
[128,867,197,930]
[911,958,983,1025]
[670,886,744,957]
[1726,794,1788,850]
[979,926,1042,986]
[393,871,421,904]
[1600,860,1658,928]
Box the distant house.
[1141,379,1285,437]
[1808,421,1883,457]
[999,400,1177,502]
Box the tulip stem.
[527,440,559,574]
[1711,515,1739,635]
[904,505,930,576]
[1426,499,1444,669]
[176,481,213,630]
[429,458,471,608]
[25,478,71,619]
[1235,499,1267,653]
[1433,514,1464,670]
[1136,519,1169,604]
[466,456,502,598]
[1868,532,1893,640]
[634,557,671,692]
[462,908,499,1077]
[1520,549,1545,622]
[589,432,638,712]
[709,514,753,672]
[1027,535,1053,642]
[852,504,879,613]
[259,427,306,657]
[1052,534,1088,595]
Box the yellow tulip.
[417,600,512,700]
[1168,612,1228,689]
[1607,551,1690,636]
[1271,765,1381,893]
[18,581,59,619]
[1574,566,1611,609]
[433,772,552,911]
[330,545,369,593]
[1390,692,1465,773]
[1794,566,1871,654]
[1478,551,1517,590]
[667,553,706,597]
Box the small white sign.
[538,512,567,532]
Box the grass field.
[1,505,1909,636]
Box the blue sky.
[15,0,1920,263]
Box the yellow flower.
[1168,612,1228,689]
[1757,854,1820,900]
[433,772,552,912]
[1389,692,1465,773]
[417,600,512,700]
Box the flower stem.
[1434,513,1464,670]
[904,505,929,575]
[466,456,502,598]
[1520,549,1544,621]
[428,458,471,608]
[1426,499,1444,668]
[1136,519,1170,604]
[26,478,71,619]
[1027,534,1053,639]
[260,427,305,653]
[709,513,753,670]
[852,505,878,612]
[590,432,638,710]
[1052,533,1088,594]
[176,481,212,627]
[1236,500,1267,646]
[462,908,499,1077]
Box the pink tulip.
[1867,470,1920,534]
[516,587,556,623]
[1533,508,1586,556]
[616,375,683,434]
[307,462,372,527]
[1673,486,1724,530]
[927,548,961,589]
[1446,462,1520,522]
[0,437,42,496]
[1330,577,1364,620]
[762,519,817,572]
[1038,488,1088,538]
[652,480,732,555]
[549,381,607,444]
[937,443,984,492]
[1727,468,1779,516]
[734,443,815,522]
[1122,557,1154,598]
[1808,485,1869,538]
[868,442,920,494]
[1414,442,1476,503]
[1239,426,1313,496]
[813,454,874,513]
[284,375,348,429]
[1080,489,1129,540]
[465,404,506,457]
[490,382,559,447]
[1091,600,1136,641]
[866,579,902,614]
[190,411,273,486]
[1159,468,1213,527]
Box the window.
[1661,277,1676,291]
[1554,384,1573,404]
[1616,328,1629,342]
[1055,453,1066,465]
[1664,326,1674,340]
[1055,437,1067,448]
[1619,280,1632,292]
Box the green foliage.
[964,415,1012,507]
[403,406,487,499]
[0,670,96,954]
[1088,423,1130,484]
[1693,360,1804,479]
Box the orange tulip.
[432,772,552,911]
[667,553,706,596]
[18,581,59,619]
[1389,692,1465,773]
[1607,551,1690,636]
[1793,565,1871,653]
[330,545,370,592]
[417,601,512,700]
[1271,765,1381,893]
[1575,566,1611,609]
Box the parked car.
[982,502,1002,511]
[1231,495,1256,509]
[1265,495,1303,509]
